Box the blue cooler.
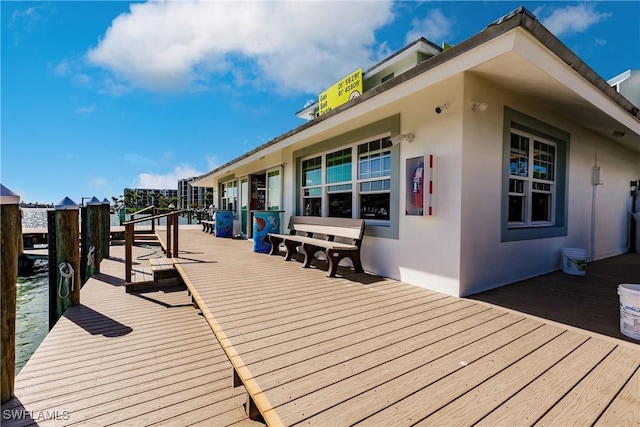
[214,210,234,238]
[253,211,280,253]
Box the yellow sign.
[319,68,363,115]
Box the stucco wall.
[376,75,464,296]
[459,73,639,296]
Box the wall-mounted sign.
[406,154,435,216]
[318,68,362,116]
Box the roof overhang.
[192,7,640,188]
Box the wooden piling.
[51,198,80,326]
[82,198,102,283]
[1,185,20,403]
[101,198,110,260]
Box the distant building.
[608,69,640,108]
[177,178,214,210]
[123,188,178,208]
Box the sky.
[2,1,639,205]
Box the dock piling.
[81,197,102,284]
[49,197,80,329]
[101,198,111,260]
[1,184,20,403]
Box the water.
[15,262,49,373]
[16,208,195,373]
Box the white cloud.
[124,153,156,167]
[405,9,455,45]
[9,4,49,32]
[91,177,107,187]
[53,60,70,76]
[76,106,95,114]
[86,1,395,95]
[207,155,219,171]
[135,164,203,189]
[541,4,611,37]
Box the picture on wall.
[406,156,425,215]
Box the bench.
[267,216,365,277]
[201,220,215,234]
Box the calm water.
[16,208,194,373]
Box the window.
[300,136,392,222]
[508,130,556,226]
[502,107,568,242]
[302,157,322,216]
[358,138,392,220]
[221,180,237,212]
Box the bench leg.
[283,240,301,261]
[268,235,283,255]
[301,243,323,269]
[326,249,363,277]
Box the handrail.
[124,210,183,284]
[123,210,186,226]
[130,205,155,216]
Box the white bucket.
[618,283,640,341]
[561,248,588,276]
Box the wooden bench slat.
[268,234,358,250]
[267,216,365,277]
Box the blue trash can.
[214,210,234,238]
[253,211,280,253]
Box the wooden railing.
[123,210,184,283]
[130,205,157,232]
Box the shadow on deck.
[468,252,640,344]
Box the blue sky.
[2,1,638,204]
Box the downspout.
[590,144,602,261]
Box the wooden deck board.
[1,243,251,427]
[170,228,638,426]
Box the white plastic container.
[618,283,640,340]
[561,248,588,276]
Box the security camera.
[435,104,448,114]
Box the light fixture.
[470,101,488,111]
[391,133,415,144]
[434,104,448,114]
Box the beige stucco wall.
[459,73,639,296]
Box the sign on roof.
[318,68,362,116]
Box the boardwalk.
[172,228,639,426]
[2,243,257,427]
[3,226,638,426]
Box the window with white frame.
[300,136,392,223]
[221,180,237,212]
[508,129,556,227]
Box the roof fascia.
[195,7,639,183]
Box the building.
[123,188,178,208]
[192,7,640,297]
[178,178,214,210]
[608,69,640,110]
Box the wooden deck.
[1,243,258,427]
[170,228,639,426]
[3,226,638,426]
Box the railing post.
[1,184,20,403]
[151,206,156,233]
[125,223,133,284]
[165,216,172,258]
[172,213,179,258]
